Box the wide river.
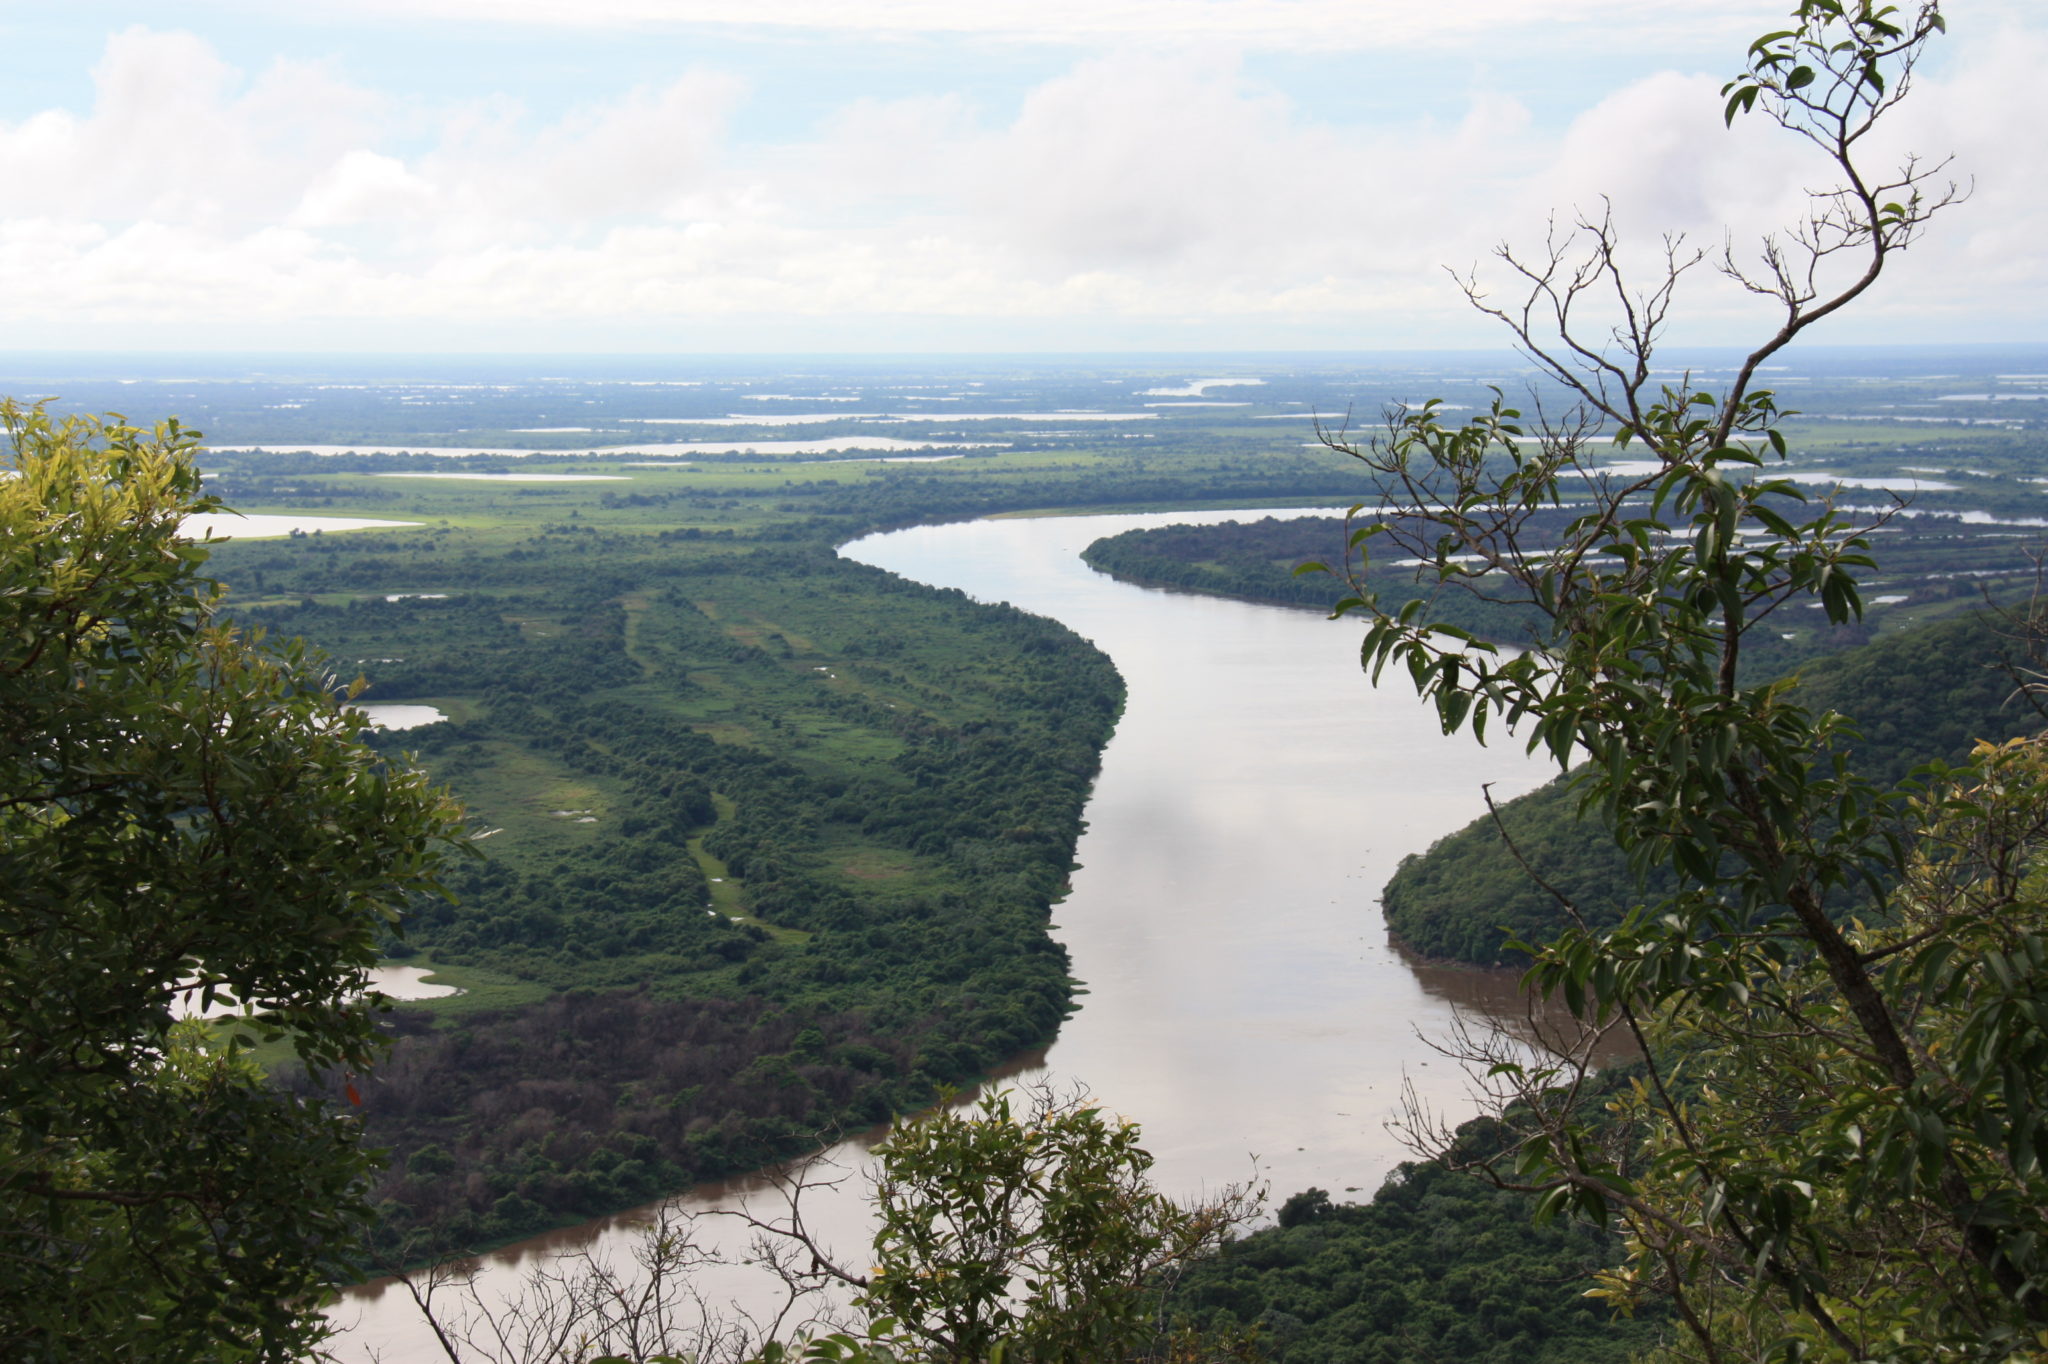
[328,507,1559,1361]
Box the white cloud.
[0,16,2040,350]
[328,0,1780,53]
[0,28,388,229]
[790,52,1356,272]
[293,150,436,227]
[420,71,746,225]
[971,51,1336,266]
[1533,72,1801,238]
[1874,20,2048,313]
[783,48,1543,305]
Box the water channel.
[327,507,1560,1361]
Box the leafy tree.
[852,1087,1260,1363]
[1311,2,2048,1357]
[0,402,466,1361]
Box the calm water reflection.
[329,508,1563,1361]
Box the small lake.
[360,704,446,731]
[366,965,462,1002]
[326,507,1559,1361]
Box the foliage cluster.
[0,402,465,1359]
[856,1088,1260,1364]
[1164,1124,1666,1363]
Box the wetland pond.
[328,507,1561,1361]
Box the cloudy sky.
[0,1,2040,353]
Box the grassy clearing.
[821,841,932,887]
[433,740,616,853]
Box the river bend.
[328,507,1557,1361]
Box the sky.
[0,1,2040,354]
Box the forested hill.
[1387,608,2035,963]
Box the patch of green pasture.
[440,740,615,851]
[815,837,944,894]
[783,715,905,766]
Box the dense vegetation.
[1165,1122,1667,1363]
[351,993,994,1253]
[1380,607,2039,963]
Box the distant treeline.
[1078,512,2012,670]
[1080,515,1547,643]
